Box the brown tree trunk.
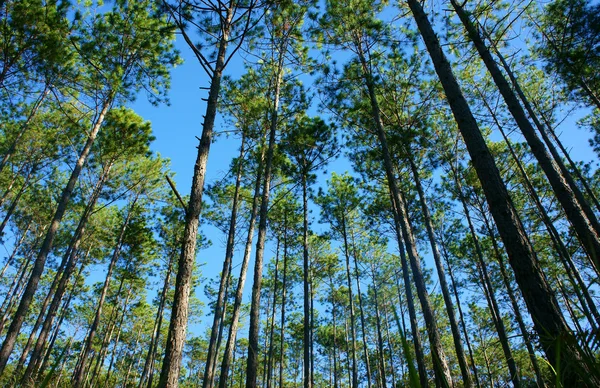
[406,0,596,383]
[302,174,312,388]
[340,215,359,388]
[140,251,176,388]
[157,7,233,386]
[0,97,112,375]
[278,214,289,388]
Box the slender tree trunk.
[409,156,472,387]
[354,36,453,385]
[103,286,132,388]
[245,39,286,388]
[349,228,372,388]
[218,129,266,388]
[340,216,359,388]
[301,174,312,388]
[203,134,246,388]
[481,211,547,387]
[140,252,176,388]
[72,196,137,387]
[369,265,386,387]
[278,214,288,388]
[487,33,600,215]
[22,162,112,385]
[329,275,339,388]
[0,251,34,334]
[406,1,596,383]
[478,91,600,328]
[451,0,600,271]
[266,240,280,388]
[452,168,520,387]
[0,97,112,375]
[440,237,482,388]
[158,7,233,386]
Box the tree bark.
[157,7,233,386]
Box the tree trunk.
[349,228,372,388]
[452,168,520,387]
[140,251,176,388]
[354,36,453,386]
[203,134,246,388]
[22,162,112,385]
[245,39,285,388]
[369,264,386,387]
[406,0,596,383]
[302,174,312,388]
[218,130,266,388]
[0,163,38,236]
[440,236,482,388]
[0,97,112,375]
[157,7,233,386]
[278,213,289,388]
[266,240,280,388]
[409,156,473,387]
[340,215,359,388]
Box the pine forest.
[1,0,599,386]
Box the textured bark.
[409,156,472,387]
[369,264,386,387]
[0,97,111,375]
[265,240,280,388]
[202,135,246,388]
[406,0,597,383]
[157,6,232,386]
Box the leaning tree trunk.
[0,97,112,375]
[139,250,176,388]
[22,162,112,386]
[406,0,597,384]
[451,166,520,387]
[157,7,233,387]
[218,130,267,388]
